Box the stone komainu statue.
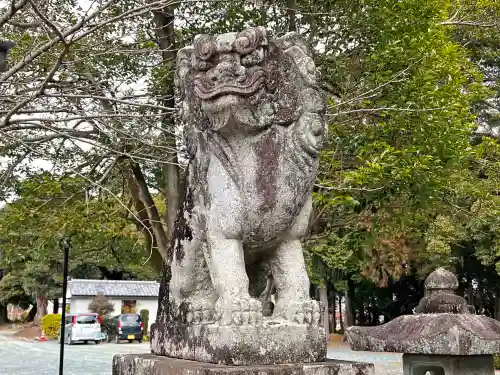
[151,27,327,365]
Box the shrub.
[140,309,149,334]
[495,354,500,369]
[41,313,61,339]
[88,293,114,317]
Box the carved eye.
[241,48,265,67]
[199,43,215,60]
[194,60,212,71]
[194,35,216,61]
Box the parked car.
[59,313,102,345]
[105,314,144,343]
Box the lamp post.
[58,235,71,375]
[0,40,15,73]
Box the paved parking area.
[0,333,150,375]
[0,332,407,375]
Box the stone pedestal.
[112,354,375,375]
[403,354,494,375]
[151,321,326,365]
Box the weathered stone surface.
[151,321,326,365]
[170,26,327,325]
[424,267,459,295]
[347,313,500,355]
[403,354,494,375]
[347,267,500,360]
[112,354,374,375]
[153,26,328,365]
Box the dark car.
[105,314,144,343]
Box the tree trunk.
[339,294,344,333]
[344,279,355,328]
[130,162,169,260]
[359,299,366,325]
[27,304,37,322]
[150,3,179,323]
[318,284,329,335]
[34,294,47,325]
[496,294,500,321]
[331,290,337,333]
[53,298,59,314]
[152,2,182,242]
[467,278,474,305]
[477,280,483,315]
[287,0,297,32]
[0,304,8,324]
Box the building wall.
[69,296,158,331]
[70,297,92,315]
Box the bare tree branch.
[0,0,28,28]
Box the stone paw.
[184,299,214,324]
[215,296,263,325]
[277,299,321,325]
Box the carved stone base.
[151,321,327,365]
[113,354,375,375]
[403,354,494,375]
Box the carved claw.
[185,299,214,324]
[215,296,263,325]
[275,299,321,325]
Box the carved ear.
[175,46,194,91]
[274,33,316,84]
[275,32,311,56]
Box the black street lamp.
[58,235,71,375]
[0,40,15,73]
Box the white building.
[66,279,160,330]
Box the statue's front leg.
[206,230,263,325]
[270,197,321,325]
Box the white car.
[60,313,102,345]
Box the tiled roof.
[68,279,160,297]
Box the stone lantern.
[347,267,500,375]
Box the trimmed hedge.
[139,309,149,334]
[41,313,61,339]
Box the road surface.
[0,332,404,375]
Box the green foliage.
[139,309,149,333]
[0,273,32,309]
[0,172,156,310]
[1,0,500,328]
[41,313,62,339]
[304,0,489,286]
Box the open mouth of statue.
[194,70,265,100]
